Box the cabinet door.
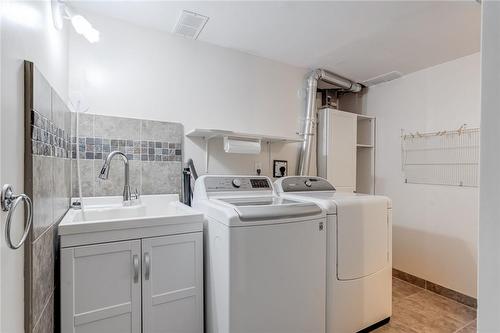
[142,233,203,333]
[61,240,142,333]
[328,110,357,192]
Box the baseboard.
[392,268,477,308]
[358,317,391,333]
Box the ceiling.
[69,1,481,83]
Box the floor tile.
[456,320,476,333]
[374,278,476,333]
[392,296,464,333]
[405,290,476,325]
[393,278,423,303]
[373,320,418,333]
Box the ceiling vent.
[173,10,209,40]
[362,71,403,87]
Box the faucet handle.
[131,188,140,200]
[71,200,82,209]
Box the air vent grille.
[173,10,209,39]
[362,71,403,87]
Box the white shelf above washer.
[186,128,303,143]
[186,129,303,173]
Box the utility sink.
[58,194,204,247]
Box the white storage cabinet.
[317,108,376,194]
[61,232,203,333]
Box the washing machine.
[274,176,392,333]
[192,175,327,333]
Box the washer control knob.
[232,179,242,188]
[305,180,313,187]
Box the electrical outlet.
[273,160,287,178]
[255,162,262,175]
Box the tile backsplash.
[72,113,184,197]
[31,110,71,158]
[71,137,181,161]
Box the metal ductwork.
[297,69,362,176]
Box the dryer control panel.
[204,176,271,192]
[277,176,336,192]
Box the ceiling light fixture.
[51,0,100,43]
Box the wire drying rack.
[401,125,480,187]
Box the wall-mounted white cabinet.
[317,108,376,194]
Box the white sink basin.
[58,194,204,246]
[71,205,148,222]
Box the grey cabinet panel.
[142,233,203,333]
[61,240,142,333]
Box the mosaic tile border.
[71,137,182,162]
[31,110,71,158]
[393,268,477,308]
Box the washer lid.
[275,176,336,193]
[216,197,323,221]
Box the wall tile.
[393,268,477,308]
[141,119,183,143]
[393,268,426,288]
[31,226,55,328]
[51,90,70,130]
[426,280,477,308]
[32,155,54,239]
[31,109,71,158]
[32,293,54,333]
[27,63,70,333]
[94,159,141,197]
[71,112,94,137]
[53,158,70,222]
[71,159,94,198]
[70,113,184,198]
[71,136,181,161]
[33,68,51,118]
[142,161,182,195]
[94,114,141,140]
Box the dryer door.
[337,198,389,280]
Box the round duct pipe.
[297,69,362,176]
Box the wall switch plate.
[273,160,288,178]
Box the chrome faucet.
[98,151,139,203]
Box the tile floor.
[374,278,477,333]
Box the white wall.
[358,53,480,297]
[68,11,308,178]
[478,1,500,329]
[0,1,69,332]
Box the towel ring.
[1,184,33,250]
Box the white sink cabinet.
[59,195,204,333]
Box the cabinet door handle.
[133,255,139,283]
[144,252,151,280]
